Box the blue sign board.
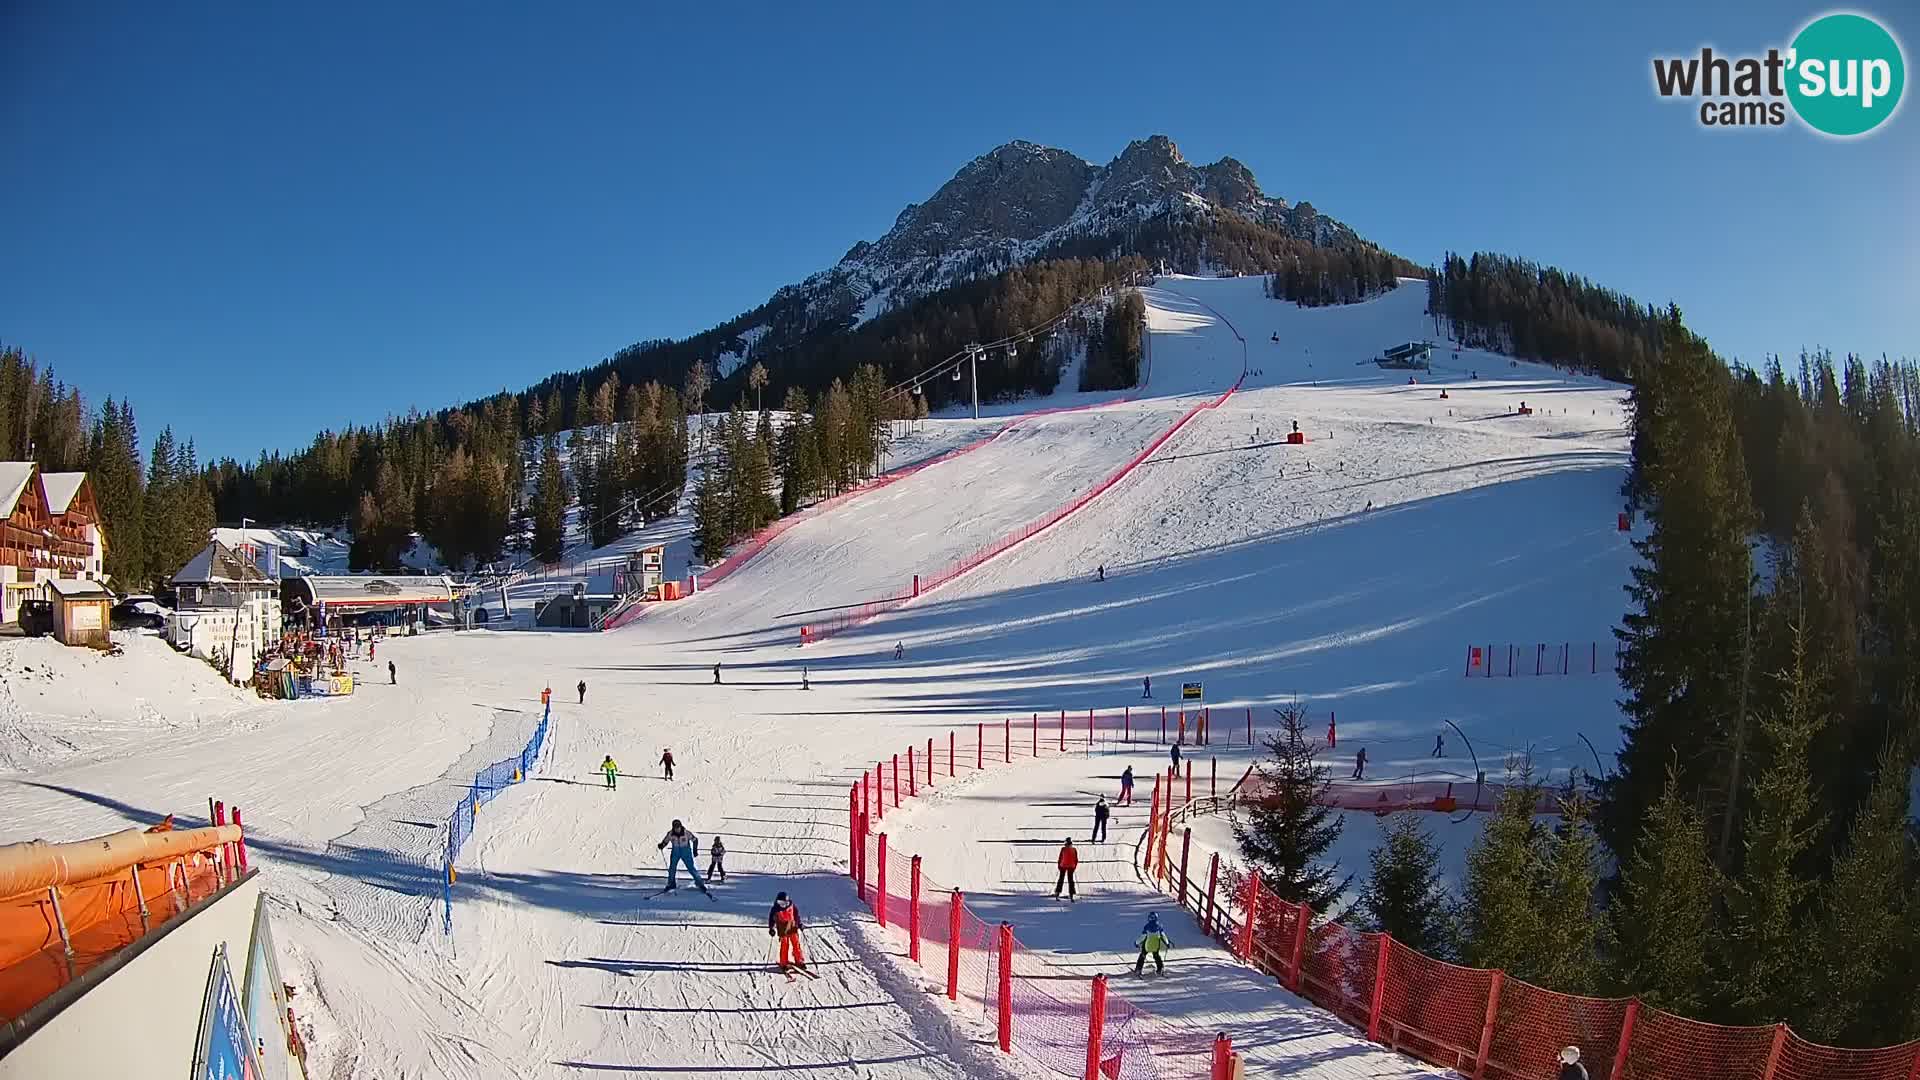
[193,943,261,1080]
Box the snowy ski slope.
[0,276,1636,1079]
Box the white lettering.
[1862,59,1891,108]
[1799,57,1828,96]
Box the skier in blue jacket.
[1135,913,1172,975]
[657,820,709,894]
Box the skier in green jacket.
[1134,912,1172,975]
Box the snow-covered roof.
[48,577,111,599]
[0,462,34,518]
[39,472,87,514]
[210,526,288,548]
[172,541,276,586]
[292,574,456,608]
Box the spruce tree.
[1358,812,1452,954]
[1534,795,1609,995]
[531,436,569,563]
[690,463,728,565]
[1610,770,1721,1014]
[1458,779,1547,975]
[143,428,185,582]
[1800,740,1915,1046]
[1230,703,1350,912]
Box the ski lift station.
[1375,340,1433,369]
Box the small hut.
[48,577,113,648]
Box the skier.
[1432,733,1445,757]
[1134,913,1172,976]
[706,835,727,882]
[659,748,676,781]
[1097,564,1105,582]
[540,685,551,708]
[1141,675,1152,700]
[768,892,806,971]
[893,641,904,660]
[1557,1047,1588,1080]
[1092,797,1110,843]
[1170,742,1182,771]
[1052,838,1079,900]
[1118,766,1135,806]
[712,663,722,685]
[388,660,396,685]
[369,640,376,663]
[601,755,619,790]
[1351,747,1368,780]
[801,667,811,690]
[656,820,708,894]
[577,679,587,704]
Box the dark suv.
[111,599,166,629]
[18,599,54,636]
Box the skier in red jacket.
[769,892,807,971]
[1052,839,1079,901]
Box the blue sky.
[3,1,1915,461]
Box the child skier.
[656,820,708,894]
[1052,838,1079,900]
[1135,913,1172,975]
[1092,797,1110,843]
[577,679,587,704]
[706,836,727,882]
[768,892,806,971]
[659,748,675,781]
[601,755,619,790]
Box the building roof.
[38,472,87,514]
[0,462,34,518]
[48,577,112,599]
[210,526,289,549]
[172,541,276,587]
[294,574,457,608]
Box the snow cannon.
[1286,420,1306,445]
[1438,389,1449,399]
[1516,401,1534,416]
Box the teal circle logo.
[1787,13,1905,136]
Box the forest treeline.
[1426,252,1666,382]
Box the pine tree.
[1358,812,1452,954]
[748,361,769,413]
[691,459,728,565]
[1799,740,1915,1046]
[1610,769,1721,1014]
[143,427,186,582]
[1720,617,1828,1025]
[531,436,569,563]
[1230,703,1350,912]
[1534,795,1609,995]
[1458,778,1546,975]
[88,397,147,588]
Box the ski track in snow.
[1,276,1636,1078]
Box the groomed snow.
[0,275,1636,1078]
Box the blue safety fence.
[442,703,551,935]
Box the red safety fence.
[807,376,1244,643]
[1136,792,1920,1080]
[1465,641,1625,678]
[845,725,1244,1079]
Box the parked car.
[18,599,54,636]
[111,598,166,629]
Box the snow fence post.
[1178,707,1186,744]
[1367,934,1391,1044]
[1472,969,1503,1079]
[907,746,916,798]
[1178,828,1193,908]
[232,807,248,873]
[946,889,963,1001]
[1210,1033,1233,1080]
[876,834,889,928]
[926,738,934,787]
[1084,973,1108,1080]
[853,786,868,903]
[996,923,1014,1052]
[909,855,923,962]
[1184,760,1193,807]
[1003,718,1010,763]
[1760,1024,1789,1080]
[875,762,884,821]
[1160,706,1166,744]
[1287,899,1309,991]
[1059,709,1065,753]
[892,754,900,807]
[1145,776,1162,873]
[1236,873,1260,962]
[1124,706,1130,743]
[1203,852,1220,936]
[1031,714,1038,757]
[948,731,955,778]
[1610,999,1640,1080]
[1087,708,1094,751]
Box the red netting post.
[1124,707,1130,742]
[855,794,869,903]
[875,763,884,820]
[976,723,983,770]
[1610,998,1639,1080]
[1472,969,1503,1079]
[1161,706,1166,744]
[1287,898,1309,990]
[926,737,934,786]
[1004,718,1010,763]
[1235,873,1260,961]
[892,754,901,807]
[1032,714,1038,756]
[1178,707,1186,744]
[908,746,917,797]
[1059,710,1065,753]
[1084,973,1108,1080]
[909,855,923,962]
[1203,852,1220,934]
[876,833,889,927]
[1366,934,1390,1044]
[232,807,248,873]
[1760,1024,1788,1080]
[946,889,963,1001]
[1210,1033,1233,1080]
[1145,776,1163,872]
[1184,760,1193,806]
[949,731,955,777]
[1178,828,1193,908]
[848,785,859,879]
[996,923,1014,1052]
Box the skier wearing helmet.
[768,892,807,972]
[1557,1046,1588,1080]
[656,820,708,895]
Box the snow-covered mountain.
[771,135,1364,331]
